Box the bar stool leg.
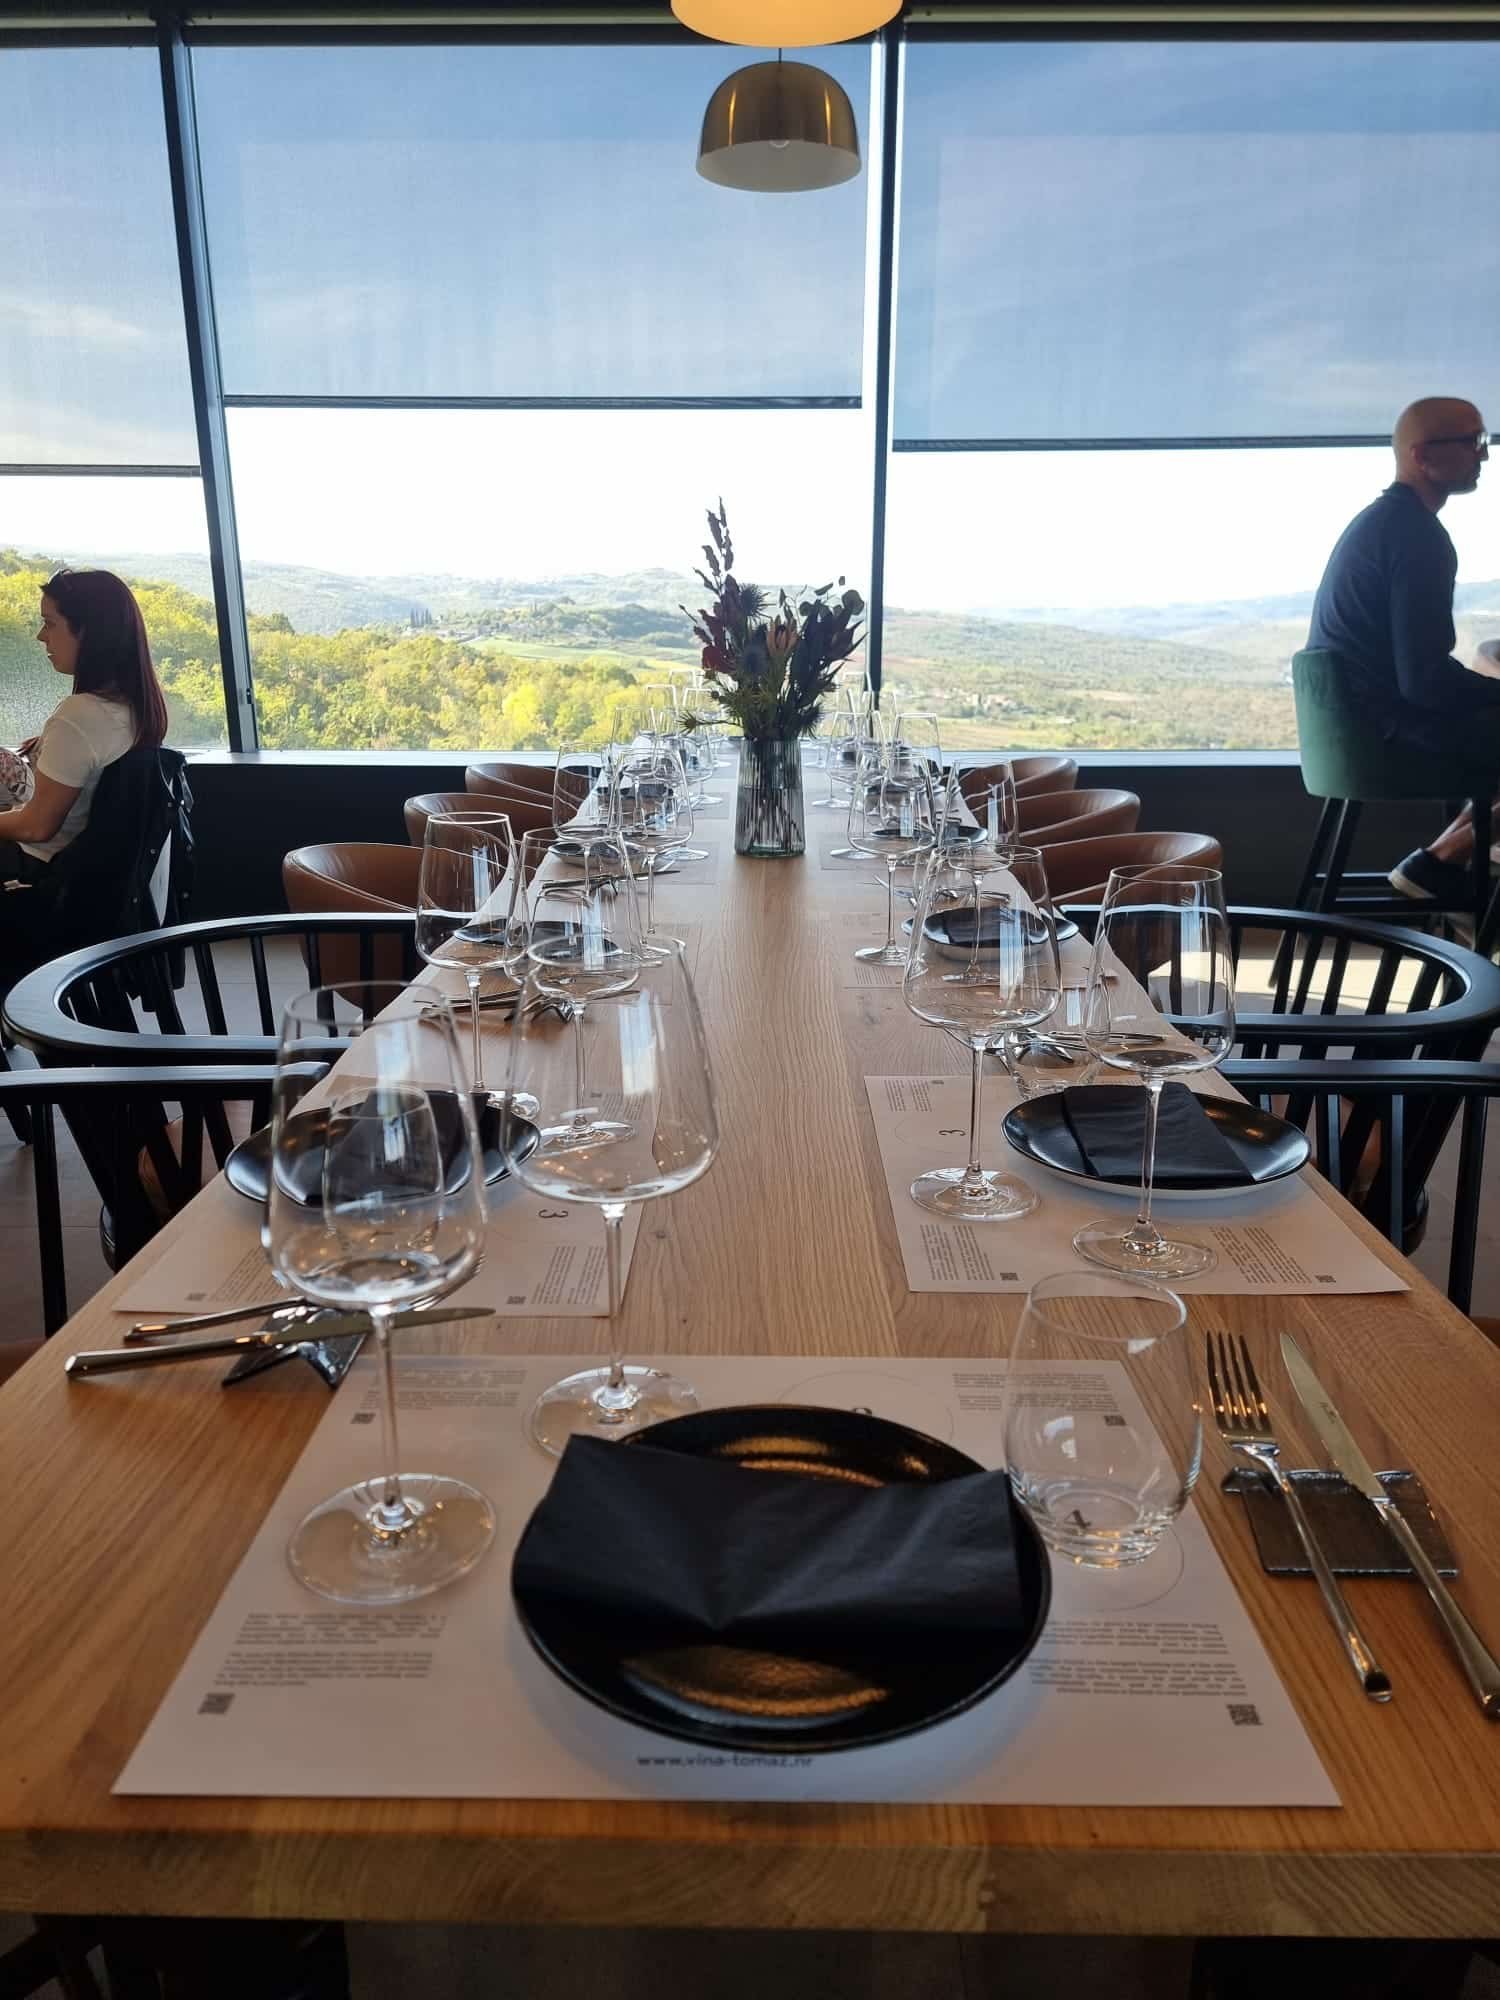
[1470,795,1492,936]
[1294,797,1339,909]
[1316,798,1362,913]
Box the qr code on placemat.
[198,1692,235,1717]
[1227,1703,1261,1727]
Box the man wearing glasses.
[1307,395,1500,904]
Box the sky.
[5,37,1500,617]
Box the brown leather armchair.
[959,755,1080,815]
[1018,787,1141,845]
[404,790,483,847]
[282,842,422,985]
[1013,755,1080,798]
[1042,831,1224,907]
[465,760,554,837]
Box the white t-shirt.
[19,692,137,862]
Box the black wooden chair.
[0,1064,302,1335]
[1223,1057,1500,1314]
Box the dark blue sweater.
[1307,482,1500,747]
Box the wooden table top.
[4,808,1500,1939]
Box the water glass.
[1005,1269,1201,1568]
[415,810,513,1096]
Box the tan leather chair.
[959,755,1080,816]
[465,760,555,838]
[1042,831,1224,907]
[1018,787,1140,846]
[404,790,481,847]
[282,842,422,985]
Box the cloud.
[0,293,154,351]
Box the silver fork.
[1206,1330,1392,1702]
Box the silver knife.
[67,1305,492,1379]
[127,1299,297,1343]
[1281,1334,1500,1721]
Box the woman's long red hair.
[43,568,168,748]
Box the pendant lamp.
[696,59,861,192]
[673,0,898,45]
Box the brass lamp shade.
[674,0,898,46]
[696,61,861,192]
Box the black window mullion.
[158,18,257,753]
[862,22,903,705]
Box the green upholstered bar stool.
[1291,648,1496,937]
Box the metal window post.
[862,22,902,705]
[157,16,257,751]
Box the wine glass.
[511,825,643,1150]
[891,709,942,786]
[849,759,937,965]
[902,844,1061,1221]
[1073,863,1236,1280]
[267,984,493,1602]
[552,744,611,852]
[415,810,514,1099]
[1005,1269,1200,1567]
[505,938,719,1455]
[613,742,693,943]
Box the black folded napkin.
[512,1434,1024,1659]
[1058,1080,1251,1188]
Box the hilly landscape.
[7,545,1500,752]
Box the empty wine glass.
[416,811,514,1098]
[849,759,937,965]
[1074,863,1236,1280]
[613,742,693,942]
[1006,1269,1200,1567]
[268,984,493,1602]
[552,744,611,852]
[902,845,1062,1221]
[509,825,642,1151]
[505,938,719,1455]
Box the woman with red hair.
[0,568,168,880]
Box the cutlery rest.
[1223,1468,1458,1578]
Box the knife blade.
[1280,1333,1500,1721]
[68,1305,492,1379]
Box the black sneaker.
[1388,848,1472,903]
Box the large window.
[886,37,1500,751]
[175,39,872,751]
[0,46,225,748]
[8,26,1499,757]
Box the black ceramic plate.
[1003,1089,1310,1197]
[512,1404,1051,1755]
[900,911,1079,945]
[225,1091,539,1204]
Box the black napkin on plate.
[1058,1080,1251,1188]
[512,1434,1024,1657]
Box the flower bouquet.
[681,501,865,857]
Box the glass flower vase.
[734,737,806,858]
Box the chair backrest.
[1290,648,1491,802]
[282,843,421,987]
[1223,1056,1500,1313]
[4,911,421,1070]
[0,1063,288,1335]
[403,791,478,846]
[1012,755,1080,798]
[1,747,194,985]
[1045,830,1223,904]
[465,761,555,837]
[1019,787,1140,844]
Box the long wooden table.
[4,809,1500,1938]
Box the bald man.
[1306,395,1500,904]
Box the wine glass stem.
[1129,1076,1166,1250]
[466,971,485,1093]
[595,1202,637,1417]
[963,1039,989,1189]
[372,1306,412,1534]
[644,856,656,934]
[884,858,899,950]
[571,1000,588,1126]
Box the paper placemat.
[115,1351,1336,1808]
[865,1075,1406,1298]
[111,1171,641,1319]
